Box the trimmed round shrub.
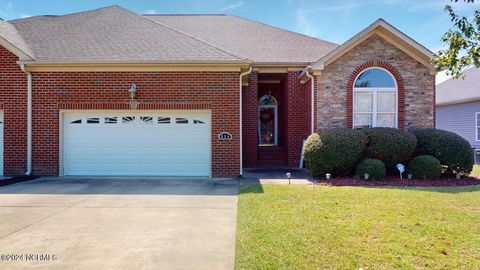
[304,128,368,177]
[363,127,417,172]
[408,155,441,179]
[412,128,474,175]
[355,158,386,180]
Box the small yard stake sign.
[396,163,405,179]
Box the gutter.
[301,66,316,134]
[239,66,253,176]
[436,97,480,107]
[18,59,253,65]
[20,64,32,176]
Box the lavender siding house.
[436,67,480,164]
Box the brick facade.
[0,46,28,175]
[285,71,311,167]
[0,33,436,176]
[0,44,241,177]
[242,72,258,167]
[316,34,435,129]
[32,72,240,177]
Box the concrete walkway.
[241,168,316,185]
[0,177,238,270]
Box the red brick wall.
[0,46,28,175]
[242,71,258,167]
[29,71,240,177]
[286,71,310,167]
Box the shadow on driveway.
[0,177,238,196]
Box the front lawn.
[235,184,480,269]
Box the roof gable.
[311,19,434,73]
[0,20,34,60]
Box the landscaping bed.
[315,176,480,187]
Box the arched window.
[258,95,278,146]
[353,67,397,128]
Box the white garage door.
[63,110,211,176]
[0,112,3,175]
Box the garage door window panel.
[158,117,171,124]
[122,116,135,124]
[176,117,188,124]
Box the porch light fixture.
[128,83,139,110]
[129,83,137,99]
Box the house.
[436,67,480,164]
[0,6,435,177]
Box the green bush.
[355,158,386,180]
[408,155,441,179]
[304,128,368,178]
[412,128,474,175]
[363,127,417,172]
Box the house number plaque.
[218,132,233,141]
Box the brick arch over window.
[346,61,405,129]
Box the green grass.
[235,185,480,270]
[471,165,480,177]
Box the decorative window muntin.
[258,95,278,146]
[353,67,397,129]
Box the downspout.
[20,64,32,176]
[305,66,315,134]
[239,66,253,176]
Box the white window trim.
[476,112,480,141]
[352,67,398,129]
[258,95,278,146]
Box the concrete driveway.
[0,177,238,270]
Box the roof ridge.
[144,14,227,16]
[141,13,248,61]
[227,14,339,47]
[9,5,124,24]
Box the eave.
[18,60,253,72]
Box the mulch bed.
[315,176,480,187]
[0,175,38,188]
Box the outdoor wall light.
[128,83,139,110]
[129,83,138,99]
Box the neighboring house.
[436,67,480,164]
[0,6,435,177]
